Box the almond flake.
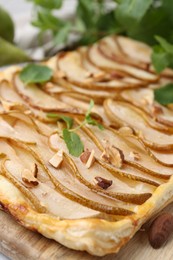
[24,110,32,115]
[129,151,140,161]
[49,150,63,168]
[151,105,163,117]
[80,149,91,164]
[101,146,124,168]
[85,149,95,169]
[1,100,14,111]
[22,168,39,186]
[44,82,55,89]
[142,92,154,106]
[119,126,135,135]
[95,176,113,190]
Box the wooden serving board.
[1,204,173,260]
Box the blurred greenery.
[0,0,173,72]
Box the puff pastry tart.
[0,35,173,256]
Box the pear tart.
[1,36,173,257]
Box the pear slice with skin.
[83,124,173,179]
[98,36,149,70]
[9,117,135,216]
[59,94,111,125]
[48,132,153,204]
[120,88,173,128]
[0,80,64,123]
[54,78,116,103]
[104,99,173,151]
[0,140,105,220]
[13,73,84,115]
[87,43,159,82]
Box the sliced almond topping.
[53,70,66,80]
[119,126,135,135]
[85,149,95,169]
[22,168,39,186]
[141,92,154,106]
[44,82,55,89]
[101,146,124,168]
[49,150,63,168]
[80,149,96,168]
[33,163,38,178]
[129,151,140,161]
[95,176,113,190]
[80,149,91,164]
[24,110,32,115]
[1,100,15,111]
[151,105,163,117]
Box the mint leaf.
[30,0,63,9]
[47,113,60,119]
[86,99,94,117]
[154,84,173,105]
[85,114,104,130]
[151,45,171,73]
[155,36,173,54]
[47,113,73,129]
[63,129,84,157]
[20,64,53,84]
[116,0,153,29]
[84,99,104,130]
[60,116,73,129]
[54,23,71,45]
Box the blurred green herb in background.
[1,0,173,73]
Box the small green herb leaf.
[63,129,84,157]
[86,99,94,117]
[47,113,73,129]
[54,23,72,45]
[20,64,53,84]
[47,113,59,119]
[151,45,171,73]
[116,0,153,29]
[155,36,173,54]
[60,116,73,129]
[85,114,104,130]
[154,84,173,105]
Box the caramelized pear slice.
[57,51,97,83]
[55,78,115,103]
[121,88,173,128]
[10,117,135,215]
[84,125,172,179]
[13,73,83,115]
[1,141,104,220]
[104,99,173,151]
[98,36,150,70]
[48,133,153,204]
[116,36,152,65]
[88,43,158,82]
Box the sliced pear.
[9,117,135,215]
[80,124,172,181]
[88,43,158,82]
[48,133,153,204]
[57,51,98,83]
[104,99,173,151]
[116,36,152,65]
[98,36,149,70]
[55,78,115,103]
[13,73,84,115]
[0,141,104,220]
[120,88,173,128]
